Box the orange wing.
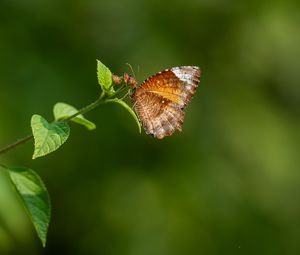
[138,66,200,108]
[132,66,200,139]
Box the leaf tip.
[41,239,47,247]
[88,124,97,131]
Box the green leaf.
[31,114,70,159]
[7,167,51,247]
[106,98,141,133]
[53,102,96,130]
[97,59,113,92]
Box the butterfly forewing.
[132,66,200,139]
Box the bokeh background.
[1,0,300,254]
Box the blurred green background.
[1,0,300,254]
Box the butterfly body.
[132,66,200,139]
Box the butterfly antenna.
[126,63,136,80]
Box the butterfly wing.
[138,66,200,108]
[133,91,185,139]
[132,66,200,139]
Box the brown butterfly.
[131,66,201,139]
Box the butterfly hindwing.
[133,92,184,139]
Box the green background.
[1,0,300,254]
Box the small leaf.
[97,59,113,92]
[8,167,51,247]
[31,114,70,159]
[53,102,96,130]
[106,98,141,133]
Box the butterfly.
[131,66,201,139]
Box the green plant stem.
[63,92,105,121]
[0,134,33,156]
[0,92,109,157]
